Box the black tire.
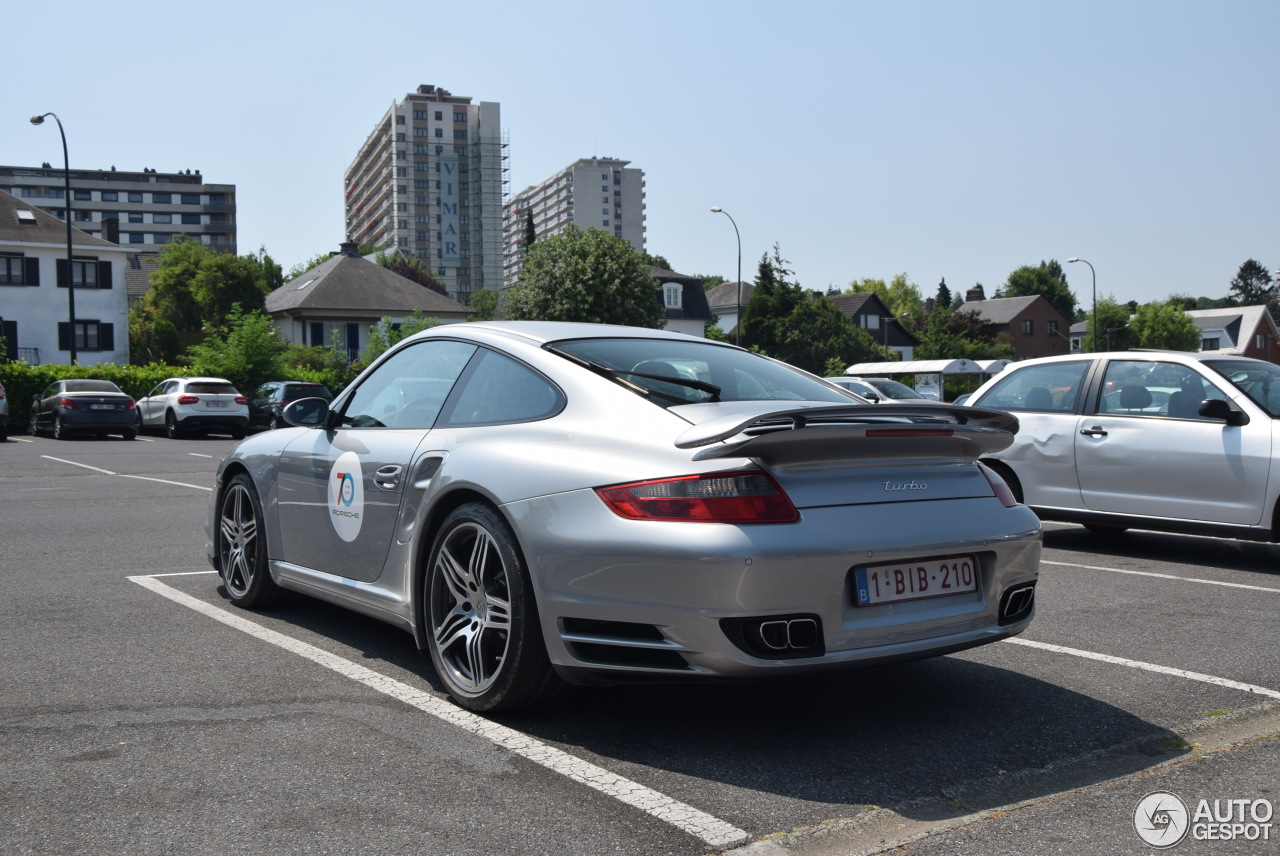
[29,412,40,437]
[54,415,69,440]
[423,502,565,712]
[230,425,247,440]
[165,411,181,439]
[123,428,138,441]
[217,473,280,609]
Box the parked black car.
[30,379,137,440]
[248,381,334,430]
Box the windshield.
[550,338,855,406]
[1204,360,1280,417]
[862,378,926,399]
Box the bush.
[0,362,179,426]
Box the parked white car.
[136,377,249,439]
[966,351,1280,541]
[825,376,930,403]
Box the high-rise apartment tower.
[503,157,645,286]
[344,85,507,303]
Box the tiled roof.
[266,253,470,316]
[0,188,119,248]
[960,296,1043,325]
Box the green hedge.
[0,362,353,426]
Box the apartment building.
[0,165,236,254]
[344,85,506,304]
[503,157,646,286]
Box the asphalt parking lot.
[2,433,1277,855]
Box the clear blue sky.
[7,0,1276,308]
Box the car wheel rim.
[429,522,513,695]
[29,414,37,435]
[219,484,259,597]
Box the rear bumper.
[57,410,136,431]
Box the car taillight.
[178,394,200,405]
[234,395,248,405]
[59,397,78,410]
[596,471,798,523]
[124,398,136,410]
[978,463,1018,508]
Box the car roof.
[999,350,1273,369]
[414,320,725,348]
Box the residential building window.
[181,213,201,224]
[860,315,880,330]
[74,211,93,222]
[74,190,91,201]
[434,128,443,138]
[434,111,443,120]
[102,191,118,202]
[209,193,225,203]
[128,212,143,223]
[413,110,429,120]
[1047,320,1059,336]
[663,283,682,309]
[48,188,64,199]
[155,233,172,244]
[129,233,145,243]
[453,112,467,122]
[128,192,143,203]
[454,129,468,139]
[57,257,105,288]
[153,213,172,224]
[1202,337,1220,351]
[153,193,171,203]
[414,127,429,137]
[0,254,38,285]
[1257,334,1266,349]
[59,320,113,352]
[210,213,226,223]
[20,187,35,198]
[603,220,610,226]
[1021,320,1034,335]
[396,114,406,125]
[181,193,200,204]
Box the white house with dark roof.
[650,266,713,337]
[1068,305,1279,363]
[265,243,471,359]
[0,188,130,365]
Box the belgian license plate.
[89,404,114,411]
[854,556,978,606]
[206,401,228,408]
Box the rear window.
[186,382,239,395]
[283,383,332,402]
[65,380,123,393]
[550,338,853,406]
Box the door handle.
[1080,426,1108,437]
[374,465,403,490]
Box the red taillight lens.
[124,398,136,410]
[979,463,1018,508]
[234,395,248,405]
[596,471,798,523]
[178,394,199,405]
[59,397,78,410]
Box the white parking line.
[1007,638,1280,699]
[127,574,751,850]
[188,453,214,459]
[40,455,211,491]
[8,436,34,443]
[1042,559,1280,594]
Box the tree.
[640,252,673,271]
[772,298,880,375]
[146,237,274,333]
[847,273,922,319]
[183,307,289,394]
[523,209,536,250]
[374,251,447,296]
[696,274,727,290]
[1004,260,1077,323]
[742,245,804,354]
[358,310,440,366]
[1083,296,1137,351]
[468,289,500,321]
[503,224,666,327]
[912,306,1016,362]
[935,278,952,311]
[1130,302,1201,351]
[1228,259,1275,310]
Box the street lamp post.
[1067,257,1095,353]
[709,207,741,345]
[30,112,77,365]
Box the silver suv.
[136,377,249,439]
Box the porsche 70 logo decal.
[328,451,365,541]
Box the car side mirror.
[864,392,881,403]
[283,397,331,428]
[1198,398,1247,426]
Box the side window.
[43,383,60,398]
[1096,360,1167,416]
[438,349,563,427]
[340,340,477,428]
[976,361,1090,412]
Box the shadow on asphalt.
[1043,525,1280,578]
[219,581,1187,824]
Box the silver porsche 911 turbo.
[207,321,1041,711]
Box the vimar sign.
[439,152,460,266]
